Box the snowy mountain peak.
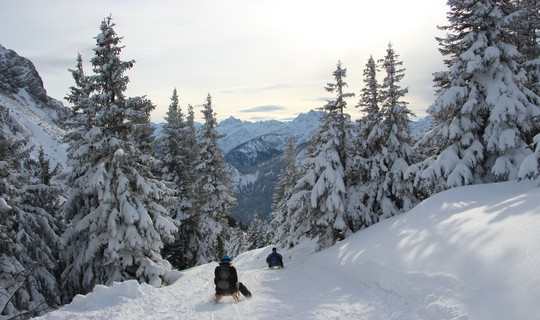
[1,45,48,106]
[218,115,244,127]
[293,109,323,123]
[0,44,70,167]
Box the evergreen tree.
[159,88,185,185]
[226,222,246,259]
[158,89,184,269]
[126,95,157,156]
[65,53,94,127]
[0,109,63,318]
[377,43,416,218]
[61,16,177,301]
[271,136,300,248]
[518,132,540,181]
[346,55,386,231]
[515,0,540,116]
[184,104,199,188]
[412,0,540,195]
[516,0,540,179]
[159,90,201,270]
[192,94,237,263]
[246,212,269,250]
[169,102,201,269]
[287,62,354,251]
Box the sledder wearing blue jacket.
[266,247,284,268]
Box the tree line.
[270,0,540,251]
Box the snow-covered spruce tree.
[158,90,201,269]
[346,55,386,231]
[287,62,354,251]
[192,94,237,263]
[0,110,63,318]
[171,102,203,268]
[158,88,185,186]
[226,222,246,258]
[270,136,300,248]
[158,89,186,268]
[411,0,540,196]
[377,43,417,218]
[516,0,540,180]
[246,212,270,250]
[61,16,177,301]
[518,133,540,181]
[515,0,540,117]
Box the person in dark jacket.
[266,247,284,269]
[214,253,252,302]
[214,254,238,295]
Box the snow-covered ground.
[36,181,540,320]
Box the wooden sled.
[215,292,240,303]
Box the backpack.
[217,266,231,290]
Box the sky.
[36,180,540,319]
[1,0,448,123]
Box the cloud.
[219,82,318,95]
[239,105,287,113]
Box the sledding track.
[162,245,440,320]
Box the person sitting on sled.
[214,254,238,295]
[214,253,251,302]
[266,247,284,269]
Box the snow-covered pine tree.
[61,16,177,301]
[246,212,270,250]
[518,132,540,181]
[287,62,354,251]
[346,55,386,231]
[158,89,184,269]
[158,90,201,270]
[515,0,540,116]
[64,53,94,145]
[377,43,417,218]
[170,102,203,268]
[185,104,199,180]
[271,136,300,248]
[516,0,540,180]
[158,88,185,185]
[355,55,382,156]
[226,222,246,259]
[192,94,237,263]
[411,0,540,195]
[0,109,63,318]
[126,95,157,156]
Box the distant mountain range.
[1,44,433,227]
[211,112,432,226]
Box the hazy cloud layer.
[239,105,287,113]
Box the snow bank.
[311,180,540,319]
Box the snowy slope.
[1,45,69,168]
[0,92,68,167]
[36,180,540,320]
